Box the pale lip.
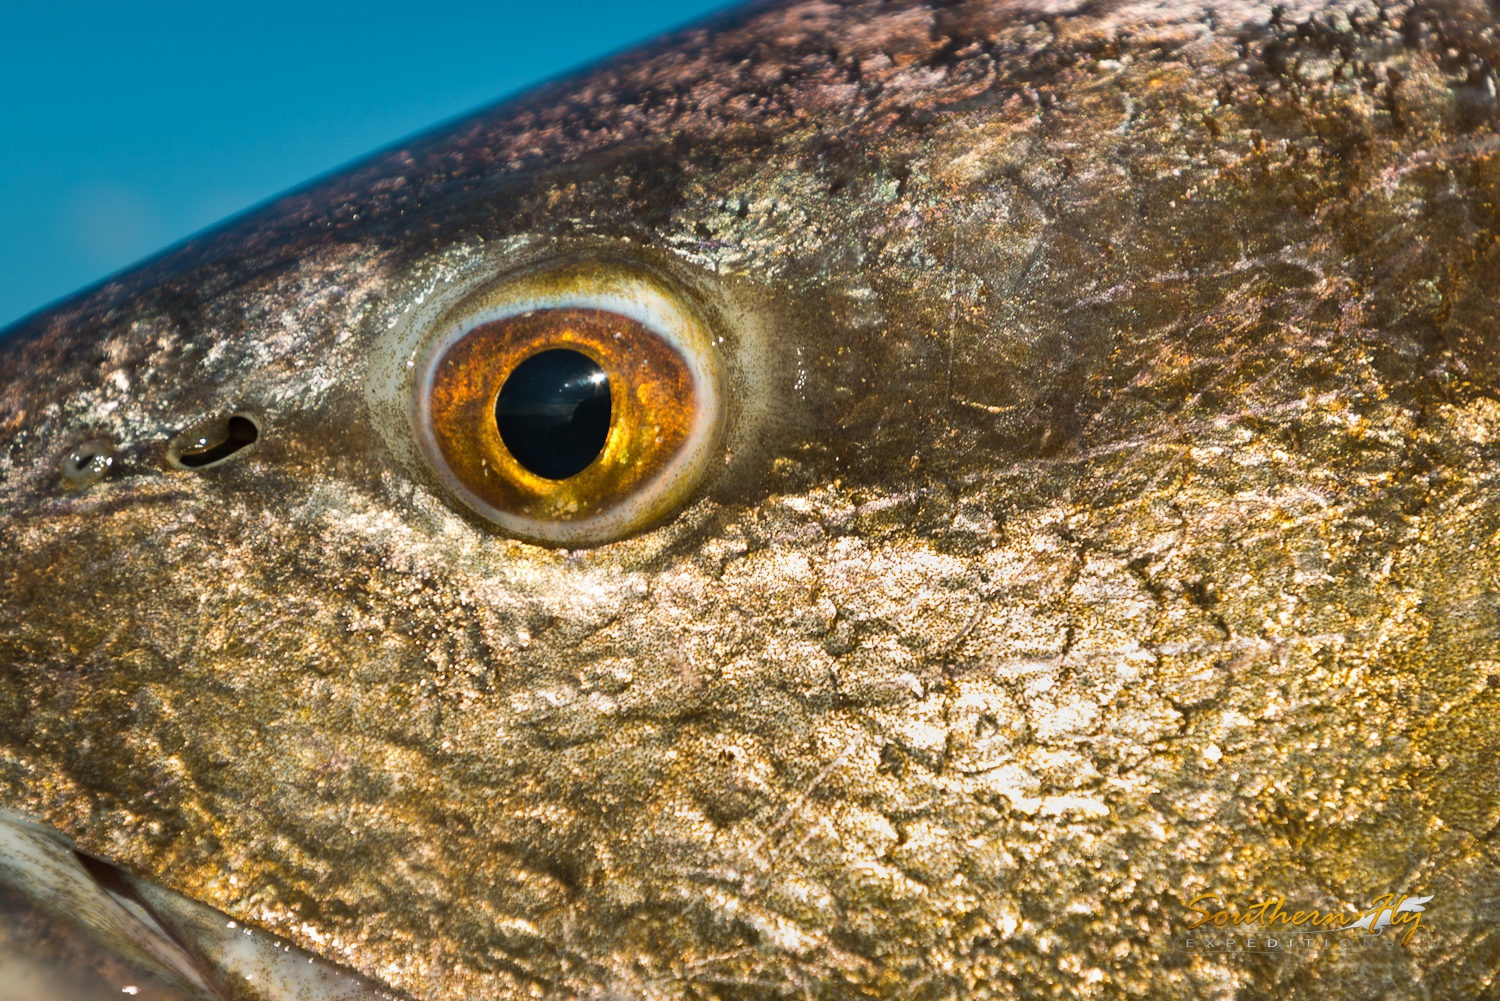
[0,811,401,1001]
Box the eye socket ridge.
[407,259,726,546]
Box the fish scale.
[4,0,1500,998]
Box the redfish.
[4,1,1500,998]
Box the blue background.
[0,0,740,329]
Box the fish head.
[4,0,1500,997]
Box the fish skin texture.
[3,0,1500,998]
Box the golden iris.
[426,307,698,530]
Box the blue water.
[0,0,740,329]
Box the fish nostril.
[58,439,116,489]
[167,414,261,470]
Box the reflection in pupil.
[495,349,612,480]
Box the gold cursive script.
[1185,893,1430,946]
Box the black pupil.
[495,349,612,480]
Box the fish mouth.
[0,810,404,1001]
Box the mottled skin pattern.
[3,0,1500,997]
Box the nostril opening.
[59,439,116,489]
[168,414,261,470]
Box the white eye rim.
[375,256,726,545]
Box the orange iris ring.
[420,306,716,539]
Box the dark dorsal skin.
[3,0,1500,997]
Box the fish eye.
[392,256,727,546]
